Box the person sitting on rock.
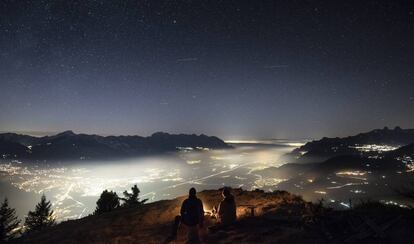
[169,187,204,243]
[217,187,237,225]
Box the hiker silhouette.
[169,187,204,243]
[217,187,237,225]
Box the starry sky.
[1,0,413,139]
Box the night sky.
[1,0,413,139]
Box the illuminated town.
[1,140,412,222]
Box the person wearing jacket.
[169,187,204,243]
[217,187,236,225]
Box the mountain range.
[287,127,414,163]
[0,131,231,161]
[259,127,414,202]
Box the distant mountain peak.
[55,130,76,137]
[151,132,170,137]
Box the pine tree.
[0,198,20,241]
[94,190,120,215]
[121,184,148,207]
[25,195,55,233]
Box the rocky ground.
[13,189,414,244]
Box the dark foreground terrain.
[13,189,414,244]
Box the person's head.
[222,187,231,198]
[189,187,196,197]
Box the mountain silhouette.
[264,146,413,203]
[0,131,231,161]
[287,127,414,163]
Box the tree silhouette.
[25,195,55,233]
[121,184,148,207]
[94,190,120,215]
[0,198,20,241]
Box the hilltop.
[13,189,414,244]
